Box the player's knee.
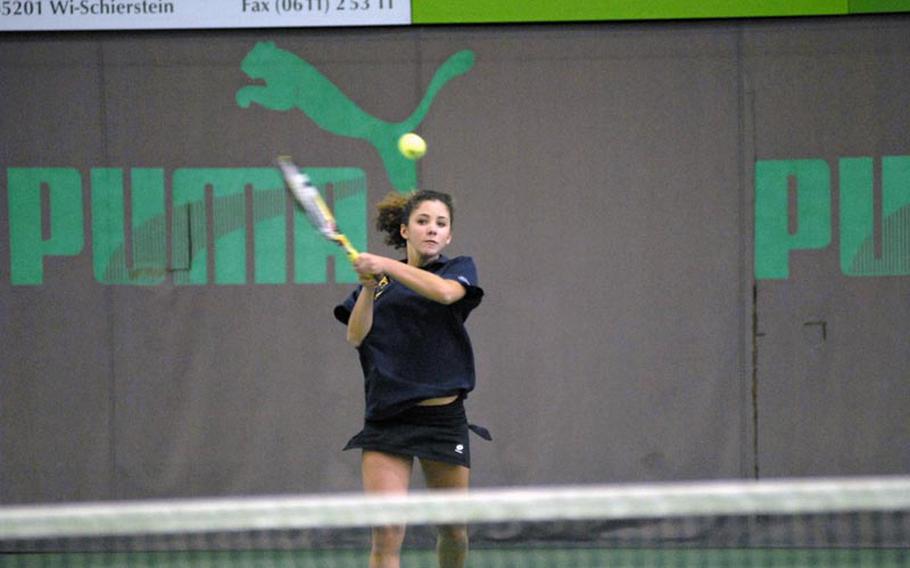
[437,523,468,547]
[372,524,406,554]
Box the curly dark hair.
[375,190,455,249]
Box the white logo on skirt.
[455,444,464,454]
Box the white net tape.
[2,476,909,540]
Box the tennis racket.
[276,156,359,263]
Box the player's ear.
[400,224,409,240]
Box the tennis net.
[1,476,909,567]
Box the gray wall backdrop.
[1,16,909,505]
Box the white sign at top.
[0,0,411,31]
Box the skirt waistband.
[380,397,465,422]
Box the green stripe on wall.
[412,0,910,24]
[849,0,910,13]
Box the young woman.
[333,190,488,568]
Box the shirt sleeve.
[333,286,361,325]
[441,256,484,317]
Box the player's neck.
[407,250,440,267]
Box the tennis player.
[334,190,488,568]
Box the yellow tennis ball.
[398,133,427,160]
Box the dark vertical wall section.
[1,17,908,505]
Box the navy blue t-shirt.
[334,255,484,420]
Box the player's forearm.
[382,261,465,305]
[346,291,374,346]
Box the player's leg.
[362,450,413,568]
[420,459,470,568]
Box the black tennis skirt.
[344,397,489,468]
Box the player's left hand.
[353,253,387,279]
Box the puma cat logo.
[236,41,475,191]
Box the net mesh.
[1,476,908,567]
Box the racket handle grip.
[337,235,360,263]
